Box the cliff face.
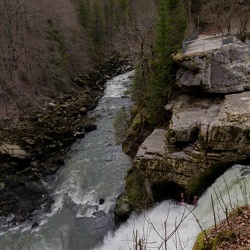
[175,39,250,93]
[116,38,250,219]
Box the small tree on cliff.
[145,0,187,125]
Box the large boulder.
[174,38,250,94]
[0,143,30,161]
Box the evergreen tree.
[90,0,107,47]
[104,0,116,39]
[78,0,90,31]
[118,0,131,26]
[145,0,187,125]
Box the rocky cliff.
[115,38,250,220]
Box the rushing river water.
[0,72,250,250]
[98,164,250,250]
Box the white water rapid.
[0,71,249,250]
[0,71,133,250]
[97,165,250,250]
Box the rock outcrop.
[175,38,250,94]
[116,38,250,217]
[0,143,29,161]
[133,92,250,196]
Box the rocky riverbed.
[0,56,132,225]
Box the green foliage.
[113,107,129,145]
[47,20,66,53]
[91,0,107,46]
[144,0,187,125]
[104,0,116,38]
[125,169,148,208]
[131,63,149,104]
[193,231,212,250]
[78,1,90,30]
[78,0,107,54]
[118,0,131,25]
[156,0,187,57]
[46,20,70,92]
[77,0,136,57]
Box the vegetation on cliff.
[131,0,186,126]
[118,0,250,229]
[193,206,250,250]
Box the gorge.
[0,38,250,249]
[0,0,250,249]
[116,37,250,220]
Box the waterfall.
[0,70,249,250]
[97,165,250,250]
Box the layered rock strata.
[116,38,250,220]
[175,38,250,93]
[135,92,250,195]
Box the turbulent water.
[0,71,250,250]
[97,165,250,250]
[0,71,134,250]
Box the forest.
[0,0,249,246]
[0,0,249,123]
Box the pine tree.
[78,0,90,31]
[90,0,107,47]
[145,0,187,125]
[104,0,116,39]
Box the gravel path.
[184,34,230,54]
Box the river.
[0,71,249,250]
[98,164,250,250]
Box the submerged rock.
[98,198,105,205]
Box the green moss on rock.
[193,229,236,250]
[125,169,150,210]
[193,231,212,250]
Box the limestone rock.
[127,91,250,208]
[175,39,250,94]
[0,143,29,160]
[136,129,166,158]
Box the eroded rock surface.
[121,91,250,212]
[115,41,250,220]
[175,38,250,94]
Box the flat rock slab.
[0,143,29,159]
[166,95,222,143]
[136,129,166,158]
[215,92,250,123]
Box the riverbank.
[0,56,132,225]
[194,205,250,249]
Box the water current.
[0,71,250,250]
